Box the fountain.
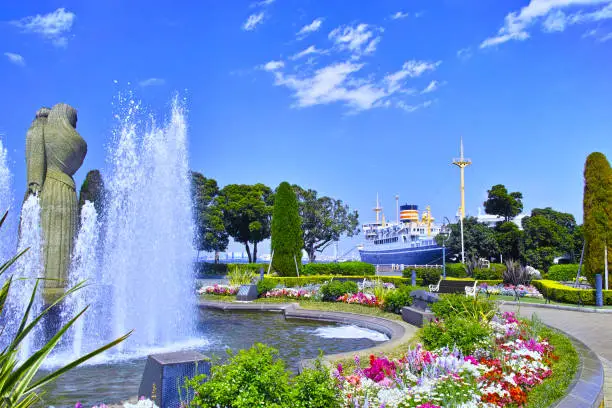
[0,138,16,260]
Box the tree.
[437,217,500,261]
[494,221,525,262]
[191,172,229,262]
[270,182,303,276]
[216,183,273,263]
[293,186,359,263]
[78,170,105,216]
[583,152,612,285]
[522,208,577,271]
[483,184,523,222]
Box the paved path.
[501,304,612,406]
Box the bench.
[429,279,479,298]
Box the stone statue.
[25,103,87,302]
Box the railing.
[375,264,442,273]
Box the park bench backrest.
[438,279,476,294]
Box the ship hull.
[359,244,443,266]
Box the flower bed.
[334,312,556,407]
[479,284,543,299]
[264,287,317,299]
[198,284,238,296]
[337,292,381,307]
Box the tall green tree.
[583,152,612,285]
[483,184,523,222]
[216,183,273,263]
[293,186,359,262]
[191,172,229,262]
[494,221,525,262]
[78,170,105,216]
[271,182,303,276]
[521,208,577,271]
[437,217,500,261]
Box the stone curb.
[551,331,605,408]
[498,300,612,314]
[198,300,416,370]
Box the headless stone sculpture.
[25,103,87,303]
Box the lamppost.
[442,217,452,278]
[459,208,465,264]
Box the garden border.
[551,331,605,408]
[198,300,416,369]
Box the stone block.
[401,306,435,327]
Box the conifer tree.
[271,181,303,276]
[583,152,612,285]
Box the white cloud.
[251,0,274,7]
[421,80,441,94]
[391,11,409,20]
[10,8,75,47]
[543,10,567,32]
[397,100,433,113]
[481,0,612,48]
[139,78,165,87]
[243,12,265,31]
[328,23,383,57]
[262,60,285,71]
[385,60,441,92]
[297,18,323,38]
[457,47,473,60]
[290,45,325,60]
[4,52,25,66]
[600,31,612,40]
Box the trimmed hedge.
[402,267,443,284]
[445,263,468,278]
[532,279,612,305]
[547,264,579,282]
[474,263,507,280]
[301,262,375,276]
[195,262,274,276]
[260,275,418,288]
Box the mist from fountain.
[0,138,16,261]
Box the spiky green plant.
[0,210,131,407]
[227,266,255,286]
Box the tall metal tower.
[374,193,383,224]
[452,137,472,220]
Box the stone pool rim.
[198,300,414,367]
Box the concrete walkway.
[501,304,612,406]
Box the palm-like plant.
[0,210,131,407]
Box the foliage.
[532,279,612,305]
[583,152,612,285]
[547,264,579,282]
[227,266,255,286]
[260,275,416,289]
[474,263,507,280]
[257,278,278,295]
[293,185,359,263]
[522,207,579,271]
[0,211,130,408]
[320,280,358,301]
[194,262,228,276]
[78,169,105,216]
[271,182,303,276]
[383,285,415,314]
[503,259,531,286]
[420,316,492,355]
[444,263,468,278]
[190,172,229,258]
[437,217,500,261]
[494,221,525,261]
[430,294,497,322]
[301,262,375,276]
[216,183,273,263]
[402,267,444,283]
[465,255,488,277]
[185,343,291,408]
[483,184,524,222]
[289,359,342,408]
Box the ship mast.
[373,193,383,224]
[452,137,472,220]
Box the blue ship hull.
[359,244,443,265]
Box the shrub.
[184,343,291,407]
[383,286,415,314]
[194,262,228,276]
[445,263,468,278]
[532,279,612,305]
[320,280,358,301]
[474,263,507,280]
[301,262,375,276]
[430,294,497,322]
[262,275,416,288]
[420,317,492,355]
[230,263,270,274]
[547,264,579,282]
[257,278,277,295]
[271,182,303,277]
[503,260,532,285]
[289,359,341,408]
[227,266,255,286]
[403,267,442,285]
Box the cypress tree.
[583,152,612,285]
[271,181,303,276]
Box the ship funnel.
[399,204,419,223]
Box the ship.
[358,195,445,266]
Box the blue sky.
[1,0,611,255]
